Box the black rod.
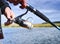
[26,5,60,30]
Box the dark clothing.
[0,10,4,39]
[0,0,10,14]
[0,0,10,39]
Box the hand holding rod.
[5,10,33,29]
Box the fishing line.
[26,17,33,23]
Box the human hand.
[4,7,15,26]
[7,0,27,8]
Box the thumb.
[6,13,12,20]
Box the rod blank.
[26,5,60,30]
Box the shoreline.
[2,23,60,28]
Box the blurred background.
[0,0,60,44]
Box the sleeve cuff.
[1,4,11,14]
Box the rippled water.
[0,27,60,44]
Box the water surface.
[0,27,60,44]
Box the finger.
[4,20,12,26]
[10,11,15,20]
[22,0,27,7]
[19,0,27,8]
[4,7,11,20]
[5,11,11,20]
[13,0,19,5]
[8,0,19,5]
[6,13,11,20]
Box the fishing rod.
[23,5,60,30]
[5,10,33,29]
[6,4,60,30]
[14,10,33,29]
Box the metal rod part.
[26,5,60,30]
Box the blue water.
[0,27,60,44]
